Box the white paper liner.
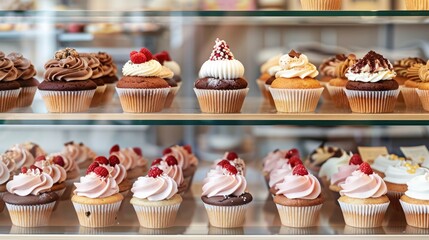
[326,84,349,108]
[6,202,56,227]
[387,191,404,211]
[164,86,179,108]
[269,87,323,113]
[0,89,20,112]
[194,88,249,113]
[264,84,276,107]
[16,86,37,108]
[416,89,429,112]
[100,83,116,105]
[256,79,269,100]
[39,89,95,113]
[400,200,429,228]
[90,84,107,108]
[203,203,249,228]
[275,204,322,227]
[72,200,122,228]
[338,201,389,228]
[405,0,429,10]
[300,0,342,10]
[344,89,399,113]
[132,202,181,228]
[116,87,169,113]
[401,86,422,109]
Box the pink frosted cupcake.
[269,156,303,195]
[162,145,198,192]
[0,154,16,212]
[4,144,35,172]
[329,154,363,193]
[212,151,246,175]
[46,153,79,199]
[262,148,299,185]
[62,141,96,170]
[34,155,67,198]
[109,145,148,180]
[152,155,186,195]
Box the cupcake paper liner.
[0,89,20,112]
[275,204,322,228]
[269,87,323,113]
[344,89,399,113]
[132,202,181,228]
[164,86,179,108]
[320,81,332,102]
[416,89,429,112]
[90,84,107,108]
[387,190,404,211]
[400,200,429,228]
[401,86,422,110]
[405,0,429,10]
[203,203,249,228]
[256,79,269,100]
[120,190,130,199]
[194,88,249,113]
[72,200,122,228]
[16,86,37,108]
[116,87,169,113]
[326,85,349,108]
[100,83,116,105]
[264,84,276,107]
[300,0,342,10]
[39,90,95,113]
[338,201,389,228]
[6,202,56,227]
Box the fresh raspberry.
[161,51,172,61]
[139,48,153,60]
[148,167,163,178]
[359,162,373,175]
[133,147,142,157]
[151,158,162,166]
[94,156,109,165]
[30,165,43,172]
[130,52,147,64]
[94,166,109,178]
[53,155,65,167]
[165,155,178,166]
[217,159,231,168]
[109,155,120,166]
[86,162,99,174]
[224,164,238,175]
[225,152,238,161]
[130,51,138,58]
[162,147,172,155]
[288,156,302,168]
[349,154,363,166]
[35,155,46,162]
[21,166,28,173]
[183,144,192,154]
[109,144,120,154]
[154,52,167,65]
[285,148,299,159]
[292,164,308,176]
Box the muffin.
[80,53,106,108]
[399,58,426,109]
[416,61,429,111]
[269,156,302,196]
[319,54,347,101]
[20,142,46,158]
[327,54,356,108]
[304,143,343,175]
[201,163,252,228]
[400,172,429,228]
[269,50,323,113]
[0,51,20,112]
[274,164,324,227]
[263,148,298,185]
[300,0,342,10]
[258,54,281,101]
[151,155,186,195]
[34,155,67,198]
[4,167,58,227]
[405,0,429,10]
[318,150,351,188]
[38,48,97,113]
[62,141,96,170]
[4,144,35,171]
[154,51,178,108]
[130,167,182,228]
[329,154,363,194]
[96,52,118,105]
[110,145,148,180]
[371,154,404,178]
[162,145,198,192]
[7,52,39,108]
[338,163,390,228]
[194,38,248,113]
[345,51,399,113]
[72,165,124,228]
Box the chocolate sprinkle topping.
[288,50,302,58]
[350,51,393,74]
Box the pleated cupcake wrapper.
[39,90,95,113]
[120,190,130,199]
[300,0,342,10]
[275,204,322,228]
[320,81,332,101]
[6,202,56,227]
[16,86,37,108]
[256,79,269,100]
[100,83,116,105]
[343,225,385,235]
[203,203,249,228]
[164,86,179,108]
[194,88,249,113]
[132,202,181,229]
[269,87,323,113]
[405,0,429,10]
[264,84,276,107]
[338,201,389,228]
[416,89,429,112]
[400,200,429,228]
[90,84,107,108]
[344,89,399,113]
[0,89,20,112]
[53,187,66,199]
[208,226,244,235]
[401,86,422,109]
[387,191,404,211]
[326,85,349,108]
[73,200,122,228]
[116,87,169,113]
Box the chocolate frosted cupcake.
[154,51,179,108]
[194,38,248,113]
[327,54,356,108]
[345,51,399,113]
[0,52,20,112]
[80,53,105,107]
[7,53,38,108]
[96,52,118,105]
[38,48,96,112]
[396,58,425,109]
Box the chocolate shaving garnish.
[64,141,74,146]
[350,50,393,74]
[288,50,302,58]
[54,48,79,60]
[336,54,347,61]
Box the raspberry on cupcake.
[0,51,20,112]
[154,51,179,108]
[269,155,302,196]
[329,153,363,193]
[162,145,198,192]
[109,144,148,180]
[262,148,298,185]
[154,155,186,194]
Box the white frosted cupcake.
[371,154,404,178]
[400,172,429,228]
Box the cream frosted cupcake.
[62,141,96,170]
[153,51,179,108]
[269,156,302,195]
[416,61,429,111]
[338,163,390,228]
[327,54,356,108]
[4,144,35,172]
[329,154,363,193]
[130,167,182,229]
[319,55,346,101]
[400,172,429,228]
[274,164,324,227]
[72,166,123,228]
[405,0,429,10]
[34,156,67,198]
[194,38,248,113]
[300,0,341,10]
[395,58,425,109]
[151,155,186,195]
[162,145,198,192]
[0,51,20,112]
[110,145,148,180]
[46,153,80,200]
[318,150,351,188]
[371,154,404,178]
[259,54,281,102]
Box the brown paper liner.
[405,0,429,10]
[39,90,95,113]
[0,89,20,112]
[72,200,122,228]
[16,86,37,108]
[275,204,323,227]
[400,200,429,228]
[269,87,323,113]
[264,84,276,107]
[256,79,269,100]
[203,203,249,228]
[90,85,107,108]
[345,89,399,113]
[416,89,429,112]
[401,86,422,110]
[6,202,56,227]
[338,201,389,228]
[300,0,342,10]
[132,202,181,228]
[326,84,349,108]
[194,88,249,113]
[116,87,169,113]
[164,86,179,108]
[100,83,116,105]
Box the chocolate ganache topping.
[7,52,37,80]
[80,53,103,79]
[97,52,117,77]
[349,51,393,74]
[0,51,18,81]
[394,57,425,78]
[288,49,302,58]
[44,48,93,82]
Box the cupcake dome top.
[346,50,396,82]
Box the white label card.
[400,146,429,164]
[358,146,389,163]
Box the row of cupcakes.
[298,0,429,10]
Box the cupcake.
[109,145,148,180]
[46,153,79,199]
[152,155,186,194]
[405,0,429,10]
[371,154,404,178]
[327,54,356,108]
[20,142,46,158]
[345,51,399,113]
[34,155,67,198]
[329,154,363,193]
[338,163,390,228]
[7,52,38,108]
[262,148,298,184]
[162,145,198,192]
[258,54,281,101]
[0,154,15,210]
[116,48,170,113]
[399,58,426,109]
[274,164,324,227]
[318,150,351,188]
[400,172,429,228]
[194,38,248,113]
[300,0,342,10]
[72,165,124,228]
[264,63,283,107]
[162,52,182,86]
[201,163,252,228]
[153,51,178,108]
[269,50,323,113]
[0,51,20,112]
[212,151,246,175]
[319,54,347,101]
[62,141,96,170]
[4,144,35,171]
[394,57,425,85]
[416,61,429,111]
[38,48,97,113]
[4,167,58,227]
[269,156,302,196]
[130,167,182,228]
[96,52,118,105]
[80,53,106,108]
[304,143,343,175]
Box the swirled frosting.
[202,172,247,198]
[330,164,359,186]
[164,60,181,76]
[158,66,174,79]
[0,154,14,185]
[47,153,79,176]
[335,54,357,78]
[405,172,429,200]
[111,148,147,171]
[158,160,184,186]
[394,57,425,78]
[6,169,54,196]
[97,52,117,77]
[340,170,387,198]
[346,51,396,82]
[319,151,351,180]
[131,174,177,201]
[275,50,319,79]
[80,53,103,79]
[7,52,37,80]
[383,161,425,184]
[406,63,423,82]
[319,54,347,78]
[44,49,93,82]
[269,162,293,188]
[165,145,198,170]
[99,163,127,185]
[4,144,35,170]
[0,51,18,81]
[260,54,282,74]
[275,173,321,199]
[263,149,287,174]
[268,65,282,77]
[62,142,96,167]
[74,172,119,198]
[419,61,429,82]
[122,59,164,77]
[34,159,67,184]
[0,154,16,174]
[371,154,403,173]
